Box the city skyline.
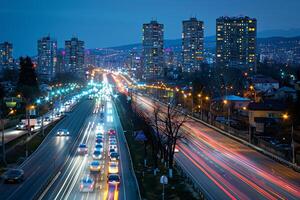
[1,0,300,57]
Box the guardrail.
[112,100,142,200]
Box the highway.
[0,99,94,200]
[39,73,139,200]
[135,93,300,200]
[111,73,300,200]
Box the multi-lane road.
[42,94,139,200]
[0,99,94,200]
[0,75,139,200]
[133,92,300,200]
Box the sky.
[1,0,300,57]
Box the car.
[96,133,104,137]
[44,117,51,122]
[109,140,117,145]
[108,161,119,174]
[94,144,103,152]
[80,176,95,192]
[95,138,103,144]
[2,169,24,184]
[96,135,103,140]
[89,161,101,172]
[78,144,88,154]
[174,148,179,153]
[110,152,119,161]
[109,145,118,151]
[108,129,116,135]
[16,122,26,130]
[109,148,116,154]
[92,150,102,160]
[56,129,70,136]
[109,136,116,142]
[107,174,120,185]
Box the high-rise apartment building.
[37,36,57,80]
[142,20,164,80]
[65,37,85,75]
[216,16,257,71]
[0,42,14,71]
[182,18,204,72]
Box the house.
[250,75,279,92]
[273,86,297,101]
[248,100,286,134]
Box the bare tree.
[161,102,187,178]
[132,94,187,178]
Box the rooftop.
[248,100,286,111]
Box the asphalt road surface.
[0,99,94,200]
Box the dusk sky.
[1,0,300,57]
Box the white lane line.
[64,121,95,199]
[54,123,92,200]
[38,171,61,200]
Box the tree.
[142,102,166,175]
[1,68,19,82]
[161,102,187,178]
[16,57,39,101]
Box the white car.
[78,144,88,154]
[109,145,118,152]
[80,176,95,192]
[108,161,119,174]
[56,129,70,136]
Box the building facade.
[37,36,57,81]
[182,18,204,72]
[0,42,14,71]
[216,16,257,71]
[142,20,164,80]
[65,37,85,75]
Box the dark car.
[109,152,119,161]
[95,138,103,144]
[2,169,24,183]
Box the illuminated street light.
[282,113,289,120]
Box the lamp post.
[188,92,193,115]
[36,99,44,137]
[223,99,230,128]
[283,113,295,165]
[25,104,35,157]
[198,94,203,119]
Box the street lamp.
[223,99,230,127]
[282,113,295,165]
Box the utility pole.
[291,124,295,165]
[1,116,6,165]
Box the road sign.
[160,175,168,184]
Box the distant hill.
[105,33,300,53]
[258,28,300,38]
